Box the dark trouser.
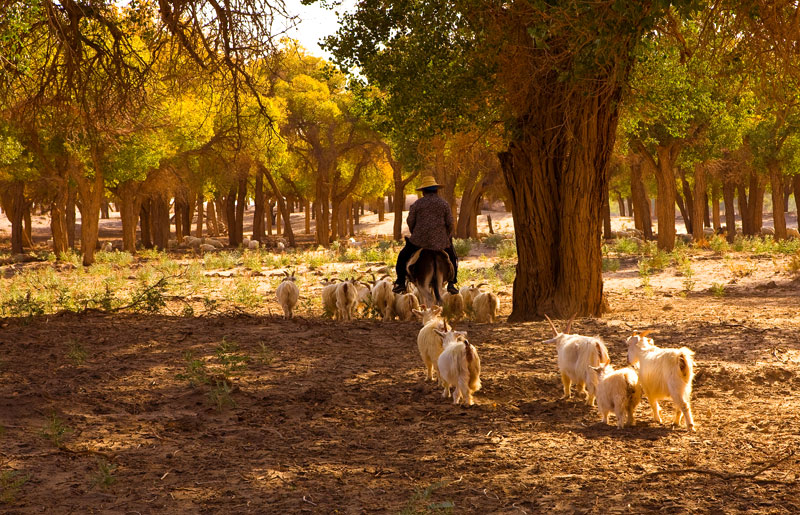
[395,238,458,285]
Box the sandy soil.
[1,247,799,513]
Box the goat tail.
[677,348,695,380]
[466,343,481,392]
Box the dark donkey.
[406,248,454,307]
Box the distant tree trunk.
[66,184,77,249]
[639,143,680,251]
[225,187,238,246]
[195,197,204,238]
[117,182,142,253]
[768,161,787,240]
[630,156,652,240]
[387,194,394,212]
[353,200,360,226]
[174,198,185,241]
[602,180,612,239]
[276,202,282,236]
[266,200,274,235]
[207,199,219,237]
[305,199,311,234]
[722,180,736,242]
[50,182,69,255]
[150,195,171,250]
[74,164,104,266]
[677,168,693,235]
[784,177,792,213]
[692,162,706,241]
[140,199,152,249]
[615,193,625,216]
[750,172,765,234]
[253,171,265,242]
[100,201,110,219]
[378,197,385,221]
[0,181,26,254]
[235,177,246,242]
[626,197,633,218]
[22,202,33,248]
[348,199,355,236]
[793,174,800,230]
[711,183,721,231]
[261,164,295,246]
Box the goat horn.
[639,329,653,337]
[544,314,560,337]
[565,313,577,334]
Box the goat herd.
[274,272,695,431]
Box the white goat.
[203,237,224,249]
[371,277,394,321]
[544,315,610,406]
[199,243,216,252]
[626,331,696,431]
[100,242,113,252]
[335,279,359,321]
[248,239,260,250]
[435,329,481,406]
[355,282,371,307]
[394,292,420,321]
[590,364,643,429]
[472,291,499,323]
[275,271,299,319]
[441,291,465,321]
[321,279,340,317]
[459,283,485,315]
[412,305,449,382]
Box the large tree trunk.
[630,156,652,239]
[615,194,625,217]
[0,181,26,254]
[749,172,765,234]
[207,199,219,237]
[768,161,787,240]
[22,202,33,248]
[499,89,618,320]
[692,162,706,241]
[225,187,239,247]
[722,180,736,242]
[316,164,331,245]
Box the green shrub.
[453,238,473,257]
[602,258,620,272]
[497,239,517,259]
[483,234,505,248]
[708,235,729,254]
[614,238,639,255]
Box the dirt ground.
[1,249,800,513]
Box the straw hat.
[416,175,442,190]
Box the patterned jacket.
[407,194,454,251]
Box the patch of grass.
[208,381,236,411]
[497,239,517,259]
[400,481,454,515]
[680,262,695,293]
[787,249,800,274]
[710,282,726,297]
[40,412,72,448]
[708,235,729,254]
[644,250,671,271]
[256,342,274,365]
[57,250,82,266]
[204,251,240,270]
[226,277,261,308]
[95,251,134,266]
[482,234,505,248]
[452,239,473,258]
[614,238,639,255]
[242,250,263,270]
[602,258,620,272]
[0,469,29,504]
[726,258,758,278]
[91,459,117,490]
[66,341,87,365]
[176,351,210,387]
